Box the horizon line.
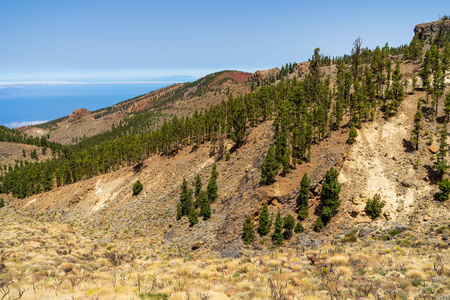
[0,80,184,87]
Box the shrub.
[341,230,357,243]
[132,180,143,195]
[225,151,231,161]
[412,276,422,287]
[0,198,4,209]
[365,194,384,219]
[139,293,169,300]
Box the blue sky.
[0,0,447,82]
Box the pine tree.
[313,217,324,232]
[283,214,295,239]
[390,61,404,114]
[198,190,211,220]
[445,93,450,123]
[412,76,417,94]
[176,202,183,220]
[272,212,283,246]
[294,221,304,234]
[297,173,310,220]
[348,123,358,144]
[411,101,423,151]
[242,217,255,244]
[274,129,291,175]
[22,148,26,157]
[207,164,218,202]
[260,145,280,186]
[258,203,270,235]
[194,173,202,198]
[351,37,362,79]
[179,178,193,217]
[320,167,341,224]
[230,97,247,146]
[420,50,432,91]
[434,123,449,175]
[188,208,199,226]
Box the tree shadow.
[421,106,434,117]
[433,192,441,202]
[423,164,442,185]
[436,115,447,124]
[189,144,199,153]
[402,138,415,153]
[229,142,241,154]
[133,162,144,173]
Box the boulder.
[429,145,439,154]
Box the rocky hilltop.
[414,19,450,41]
[67,108,92,123]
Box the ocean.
[0,82,174,128]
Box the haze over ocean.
[0,82,174,128]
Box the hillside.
[19,71,252,145]
[0,18,450,299]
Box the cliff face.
[414,19,450,41]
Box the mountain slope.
[19,71,252,144]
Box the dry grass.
[0,210,449,300]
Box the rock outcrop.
[250,68,280,82]
[68,108,91,123]
[414,20,450,41]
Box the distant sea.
[0,82,175,128]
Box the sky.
[0,1,448,126]
[1,0,448,82]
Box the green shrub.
[412,276,422,287]
[439,178,450,201]
[225,151,231,161]
[132,180,143,195]
[0,198,4,209]
[341,230,357,243]
[139,292,169,300]
[365,194,384,219]
[389,228,401,237]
